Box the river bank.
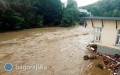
[87,44,120,75]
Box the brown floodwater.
[0,26,110,75]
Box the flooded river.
[0,26,110,75]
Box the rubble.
[87,44,120,75]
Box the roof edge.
[82,17,120,20]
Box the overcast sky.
[61,0,99,7]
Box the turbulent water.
[0,26,110,75]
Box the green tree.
[61,0,79,26]
[34,0,62,26]
[91,6,101,16]
[0,9,24,30]
[112,9,120,17]
[82,0,120,17]
[0,0,80,32]
[0,0,43,31]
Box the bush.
[96,63,103,69]
[83,55,89,60]
[83,55,97,60]
[79,20,85,25]
[0,9,24,30]
[61,13,75,27]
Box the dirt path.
[0,26,109,75]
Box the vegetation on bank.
[0,0,79,32]
[83,55,97,60]
[82,0,120,17]
[96,63,103,70]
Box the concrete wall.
[118,21,120,29]
[97,45,120,55]
[93,20,103,27]
[86,20,92,28]
[86,19,120,49]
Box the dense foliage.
[0,0,79,31]
[34,0,63,26]
[82,0,120,17]
[61,0,79,27]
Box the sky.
[61,0,99,7]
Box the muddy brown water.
[0,26,110,75]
